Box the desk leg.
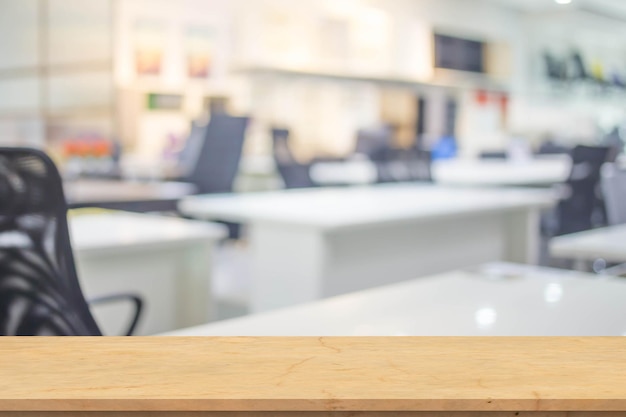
[249,223,326,313]
[503,208,541,265]
[176,241,216,327]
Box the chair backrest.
[371,147,432,184]
[0,147,101,335]
[407,149,433,182]
[271,128,316,189]
[186,114,249,194]
[354,126,393,161]
[271,128,297,164]
[557,145,610,235]
[276,164,316,189]
[370,147,401,183]
[567,145,609,181]
[601,163,626,226]
[177,121,208,177]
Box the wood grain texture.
[3,413,626,417]
[1,338,626,412]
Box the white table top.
[309,159,378,185]
[309,156,571,187]
[118,156,184,180]
[432,156,571,187]
[164,263,626,336]
[550,224,626,263]
[69,211,227,256]
[64,180,196,205]
[179,184,555,231]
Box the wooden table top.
[1,337,626,412]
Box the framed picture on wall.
[186,25,215,79]
[134,19,165,76]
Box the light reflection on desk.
[164,263,626,337]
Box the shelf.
[231,65,510,93]
[526,81,626,104]
[46,108,113,119]
[0,108,112,122]
[0,61,112,79]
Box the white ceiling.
[489,0,572,12]
[489,0,626,18]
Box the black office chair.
[369,146,433,184]
[183,115,249,239]
[479,151,507,160]
[177,120,208,178]
[536,141,570,156]
[406,148,433,182]
[554,145,611,235]
[271,128,316,189]
[354,126,393,161]
[354,127,398,183]
[0,148,143,336]
[601,163,626,226]
[186,114,249,194]
[368,147,398,183]
[595,163,626,276]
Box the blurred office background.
[2,0,625,167]
[3,0,626,336]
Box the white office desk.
[69,211,227,335]
[180,184,555,313]
[433,156,571,187]
[310,156,571,187]
[309,158,378,185]
[550,224,626,266]
[164,263,626,336]
[64,179,196,206]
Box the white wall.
[110,0,527,159]
[231,0,523,158]
[113,0,238,155]
[0,0,113,148]
[508,9,626,145]
[4,0,623,155]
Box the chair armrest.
[88,293,144,336]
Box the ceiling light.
[555,0,572,4]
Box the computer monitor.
[434,33,485,74]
